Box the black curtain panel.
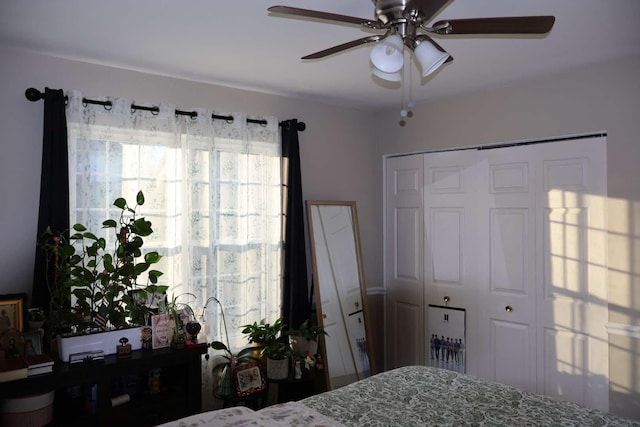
[281,119,310,330]
[32,88,69,311]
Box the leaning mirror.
[306,200,375,389]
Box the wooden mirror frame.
[306,200,376,389]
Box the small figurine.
[185,320,202,344]
[141,327,152,350]
[116,337,132,359]
[294,360,302,380]
[147,369,161,394]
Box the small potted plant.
[209,340,259,397]
[287,320,327,357]
[241,317,285,361]
[27,307,46,331]
[262,340,292,380]
[158,292,197,350]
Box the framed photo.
[0,328,25,359]
[0,293,25,334]
[233,362,266,397]
[427,304,466,374]
[151,313,171,349]
[23,330,43,356]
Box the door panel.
[491,319,532,390]
[476,147,537,390]
[536,137,608,411]
[385,155,424,368]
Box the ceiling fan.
[268,0,555,81]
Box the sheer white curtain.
[65,91,282,349]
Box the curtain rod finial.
[25,88,43,102]
[297,122,306,132]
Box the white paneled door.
[384,136,608,411]
[384,154,425,368]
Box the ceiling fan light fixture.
[413,39,450,78]
[369,34,404,74]
[371,66,403,82]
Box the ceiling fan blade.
[268,5,375,27]
[405,0,450,22]
[433,16,555,34]
[302,35,383,60]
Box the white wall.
[0,44,381,319]
[373,56,640,419]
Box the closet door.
[534,137,608,411]
[384,154,424,368]
[385,137,608,412]
[474,145,538,391]
[423,150,483,374]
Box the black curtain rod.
[25,88,306,131]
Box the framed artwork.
[0,328,25,359]
[23,330,43,356]
[427,304,466,373]
[233,362,266,397]
[151,314,171,349]
[0,293,25,334]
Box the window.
[66,93,282,348]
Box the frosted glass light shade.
[370,34,404,74]
[414,40,450,78]
[371,66,402,82]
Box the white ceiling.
[1,0,639,110]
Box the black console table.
[0,344,207,427]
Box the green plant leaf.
[83,232,98,241]
[210,341,229,352]
[144,252,162,264]
[102,219,117,228]
[132,218,153,236]
[73,223,87,232]
[148,270,164,283]
[113,197,127,209]
[136,191,145,205]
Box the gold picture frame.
[0,293,25,334]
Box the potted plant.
[158,293,197,350]
[209,340,259,397]
[38,191,164,361]
[262,340,292,380]
[27,307,46,331]
[287,320,327,357]
[241,317,285,360]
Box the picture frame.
[0,293,25,334]
[151,313,171,349]
[23,330,43,356]
[0,328,25,359]
[427,304,466,374]
[233,362,266,397]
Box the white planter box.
[57,327,142,362]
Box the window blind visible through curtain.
[64,91,283,352]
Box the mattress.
[157,365,639,426]
[301,366,638,426]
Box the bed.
[157,366,639,426]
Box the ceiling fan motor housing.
[373,0,414,25]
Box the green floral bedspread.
[301,366,639,427]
